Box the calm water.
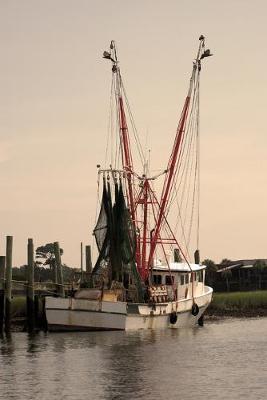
[0,318,267,400]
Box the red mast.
[147,36,212,272]
[147,94,191,270]
[103,36,212,281]
[140,179,149,279]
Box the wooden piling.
[80,242,83,282]
[53,259,58,285]
[85,245,92,273]
[26,238,35,332]
[5,236,13,332]
[174,248,181,263]
[194,249,200,265]
[0,256,6,332]
[34,294,40,330]
[54,242,65,297]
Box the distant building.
[212,259,267,292]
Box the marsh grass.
[210,291,267,312]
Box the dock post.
[5,236,13,333]
[0,256,6,332]
[27,238,35,332]
[85,245,92,273]
[80,242,83,282]
[54,242,65,297]
[53,258,58,287]
[194,249,200,265]
[174,248,181,263]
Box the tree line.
[12,243,79,283]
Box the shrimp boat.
[45,36,213,331]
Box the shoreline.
[205,290,267,318]
[2,291,267,332]
[205,308,267,319]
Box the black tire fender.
[170,311,177,325]
[191,303,199,316]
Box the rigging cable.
[166,69,200,254]
[105,75,115,168]
[166,69,199,215]
[196,76,200,250]
[121,80,146,168]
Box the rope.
[104,77,113,168]
[168,71,199,211]
[121,80,146,167]
[166,68,200,256]
[196,76,200,250]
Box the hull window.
[153,275,162,285]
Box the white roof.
[153,262,206,272]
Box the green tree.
[220,258,232,266]
[202,259,217,271]
[36,243,64,283]
[202,259,217,286]
[36,243,63,268]
[221,269,232,292]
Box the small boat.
[45,36,213,331]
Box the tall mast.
[141,179,149,278]
[102,37,212,281]
[103,41,136,226]
[147,36,212,270]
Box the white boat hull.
[45,286,213,331]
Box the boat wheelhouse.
[151,262,206,300]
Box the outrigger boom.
[102,36,213,281]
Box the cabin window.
[165,275,174,285]
[185,274,189,284]
[153,275,162,285]
[180,275,185,285]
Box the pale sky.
[1,0,266,267]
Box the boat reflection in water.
[1,319,267,400]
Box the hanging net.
[92,178,144,302]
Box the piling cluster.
[0,236,92,334]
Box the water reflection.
[101,332,149,400]
[0,319,267,400]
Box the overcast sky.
[1,0,266,267]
